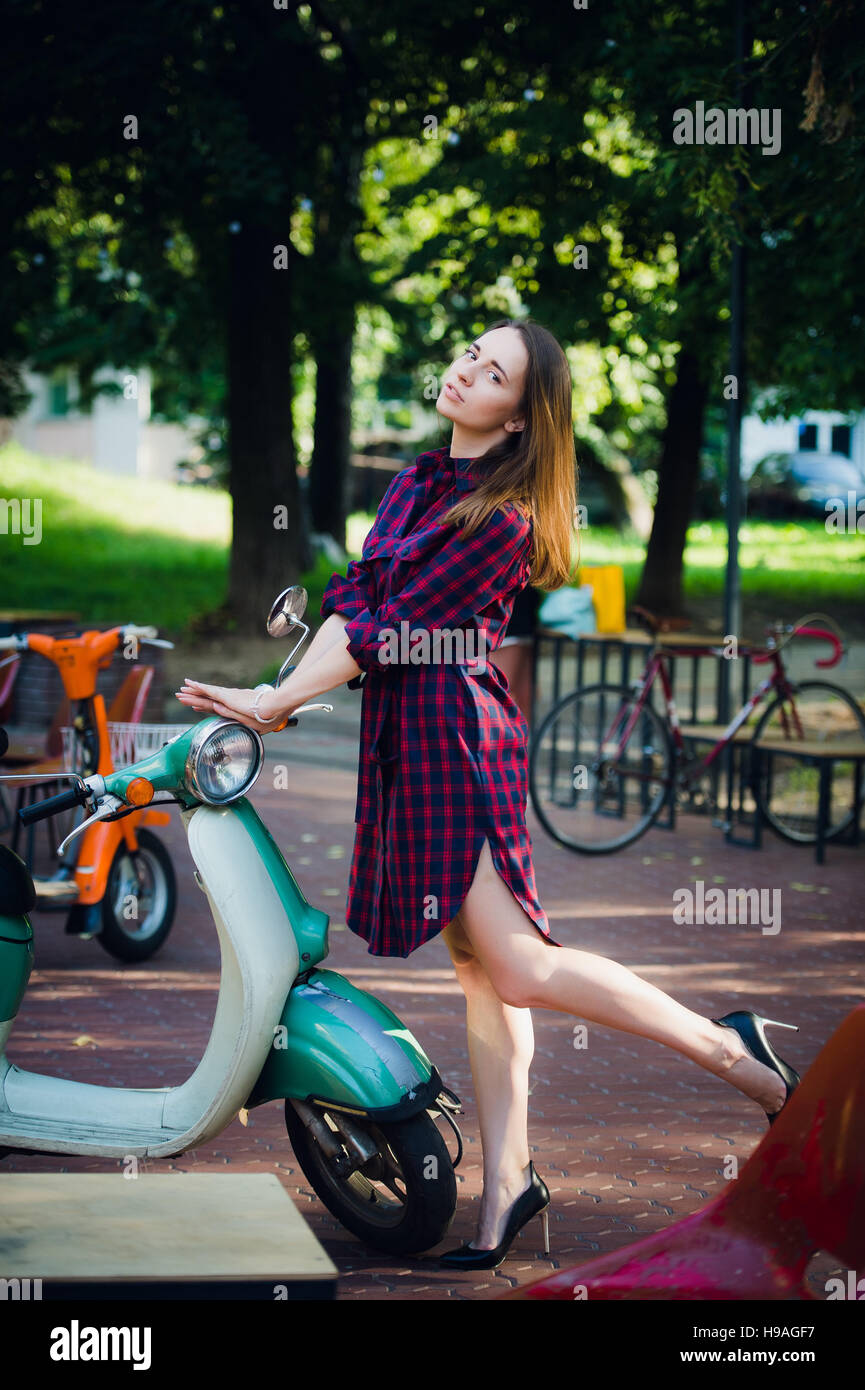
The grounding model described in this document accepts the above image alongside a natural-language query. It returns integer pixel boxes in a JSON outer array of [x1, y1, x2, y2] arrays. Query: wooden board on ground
[[0, 1172, 338, 1300]]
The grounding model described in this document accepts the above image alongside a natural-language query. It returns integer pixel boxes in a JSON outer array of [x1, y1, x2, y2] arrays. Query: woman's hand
[[175, 679, 291, 731]]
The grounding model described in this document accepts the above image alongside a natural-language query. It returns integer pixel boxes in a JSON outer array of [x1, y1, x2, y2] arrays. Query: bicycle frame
[[603, 624, 843, 791], [530, 615, 857, 855]]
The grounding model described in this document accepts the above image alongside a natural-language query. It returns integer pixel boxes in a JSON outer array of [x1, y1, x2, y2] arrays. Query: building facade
[[8, 365, 203, 483]]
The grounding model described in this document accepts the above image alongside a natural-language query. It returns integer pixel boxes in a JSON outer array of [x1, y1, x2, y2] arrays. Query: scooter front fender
[[245, 968, 444, 1122]]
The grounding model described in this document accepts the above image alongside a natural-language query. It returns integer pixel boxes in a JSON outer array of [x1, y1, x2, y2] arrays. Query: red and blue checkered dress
[[320, 444, 561, 958]]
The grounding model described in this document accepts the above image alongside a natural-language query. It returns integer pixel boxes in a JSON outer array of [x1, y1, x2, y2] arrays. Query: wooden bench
[[679, 722, 756, 745], [679, 723, 865, 863]]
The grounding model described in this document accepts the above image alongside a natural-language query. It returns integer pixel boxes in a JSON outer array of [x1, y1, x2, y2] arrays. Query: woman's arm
[[271, 619, 362, 713], [289, 611, 356, 677], [288, 505, 532, 698], [176, 470, 415, 727], [337, 504, 532, 674], [175, 613, 363, 725]]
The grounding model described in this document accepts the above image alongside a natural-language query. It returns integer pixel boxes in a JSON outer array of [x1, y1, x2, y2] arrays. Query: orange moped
[[0, 623, 177, 960]]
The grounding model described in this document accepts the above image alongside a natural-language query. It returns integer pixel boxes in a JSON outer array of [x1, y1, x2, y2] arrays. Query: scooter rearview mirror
[[266, 585, 308, 638]]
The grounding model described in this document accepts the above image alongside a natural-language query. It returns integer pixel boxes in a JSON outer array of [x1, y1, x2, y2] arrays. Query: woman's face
[[436, 326, 528, 443]]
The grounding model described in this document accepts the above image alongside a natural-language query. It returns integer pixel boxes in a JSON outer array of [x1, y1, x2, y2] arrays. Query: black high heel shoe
[[711, 1010, 801, 1127], [439, 1161, 550, 1270]]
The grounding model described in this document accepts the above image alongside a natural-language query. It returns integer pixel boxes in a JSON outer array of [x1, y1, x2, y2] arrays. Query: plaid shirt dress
[[320, 444, 562, 958]]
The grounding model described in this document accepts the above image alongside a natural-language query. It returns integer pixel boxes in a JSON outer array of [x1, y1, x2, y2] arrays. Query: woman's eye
[[463, 348, 499, 382]]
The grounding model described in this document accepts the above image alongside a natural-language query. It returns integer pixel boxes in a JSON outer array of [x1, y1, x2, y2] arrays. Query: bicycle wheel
[[751, 680, 865, 844], [529, 682, 673, 853]]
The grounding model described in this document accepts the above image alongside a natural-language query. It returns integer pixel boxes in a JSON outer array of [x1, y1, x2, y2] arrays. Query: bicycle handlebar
[[796, 625, 843, 667], [753, 623, 843, 668], [0, 623, 172, 659]]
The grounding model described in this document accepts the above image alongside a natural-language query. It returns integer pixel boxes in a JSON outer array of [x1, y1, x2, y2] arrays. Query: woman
[[177, 317, 799, 1270]]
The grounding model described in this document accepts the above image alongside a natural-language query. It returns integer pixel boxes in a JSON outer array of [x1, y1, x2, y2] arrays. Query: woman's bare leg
[[442, 910, 537, 1250], [460, 841, 787, 1104], [443, 840, 788, 1249]]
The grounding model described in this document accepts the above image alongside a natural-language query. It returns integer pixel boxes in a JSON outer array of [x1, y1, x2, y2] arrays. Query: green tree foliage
[[1, 0, 862, 626]]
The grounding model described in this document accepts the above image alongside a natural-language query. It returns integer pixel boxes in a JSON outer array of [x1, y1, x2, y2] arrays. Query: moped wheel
[[98, 829, 177, 961], [284, 1101, 456, 1254]]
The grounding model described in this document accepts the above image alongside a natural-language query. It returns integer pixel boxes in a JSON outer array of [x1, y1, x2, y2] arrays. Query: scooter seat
[[0, 844, 37, 916]]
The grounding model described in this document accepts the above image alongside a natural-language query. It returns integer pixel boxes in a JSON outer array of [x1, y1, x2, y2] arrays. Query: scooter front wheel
[[284, 1101, 456, 1255], [98, 829, 177, 962]]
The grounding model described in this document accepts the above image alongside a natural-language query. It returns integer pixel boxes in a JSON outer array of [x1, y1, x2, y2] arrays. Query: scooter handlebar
[[18, 783, 93, 826]]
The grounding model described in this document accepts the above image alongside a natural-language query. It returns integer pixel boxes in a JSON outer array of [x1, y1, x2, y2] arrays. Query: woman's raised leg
[[458, 840, 788, 1117]]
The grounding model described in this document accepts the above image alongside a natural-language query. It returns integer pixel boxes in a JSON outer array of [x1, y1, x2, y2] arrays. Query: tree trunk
[[308, 135, 365, 548], [634, 344, 708, 618], [226, 223, 311, 631], [309, 318, 354, 547]]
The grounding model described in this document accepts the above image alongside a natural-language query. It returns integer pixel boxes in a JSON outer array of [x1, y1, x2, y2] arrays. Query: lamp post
[[720, 0, 749, 725]]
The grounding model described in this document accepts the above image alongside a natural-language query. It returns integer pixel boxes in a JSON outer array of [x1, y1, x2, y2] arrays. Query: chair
[[107, 665, 153, 724], [0, 653, 20, 719], [502, 1004, 865, 1300]]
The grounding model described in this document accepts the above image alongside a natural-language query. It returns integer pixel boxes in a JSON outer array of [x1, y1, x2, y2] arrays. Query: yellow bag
[[578, 565, 626, 633]]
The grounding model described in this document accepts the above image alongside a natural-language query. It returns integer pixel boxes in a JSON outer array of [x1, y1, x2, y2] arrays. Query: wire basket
[[61, 722, 189, 773]]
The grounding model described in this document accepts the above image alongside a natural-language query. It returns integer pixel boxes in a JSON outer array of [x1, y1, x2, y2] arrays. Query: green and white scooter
[[0, 586, 461, 1254]]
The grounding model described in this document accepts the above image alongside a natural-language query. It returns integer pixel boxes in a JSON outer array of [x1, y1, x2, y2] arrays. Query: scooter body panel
[[0, 914, 33, 1023], [0, 719, 450, 1164], [0, 802, 300, 1156], [229, 798, 329, 969], [151, 802, 302, 1145], [246, 967, 438, 1118]]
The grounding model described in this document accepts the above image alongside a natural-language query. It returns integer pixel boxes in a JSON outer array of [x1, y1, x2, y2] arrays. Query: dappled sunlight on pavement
[[3, 745, 861, 1300]]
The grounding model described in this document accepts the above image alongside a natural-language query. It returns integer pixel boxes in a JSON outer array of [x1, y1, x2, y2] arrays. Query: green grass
[[0, 443, 334, 632], [2, 445, 863, 635], [679, 520, 865, 604], [0, 443, 230, 630], [560, 518, 865, 605]]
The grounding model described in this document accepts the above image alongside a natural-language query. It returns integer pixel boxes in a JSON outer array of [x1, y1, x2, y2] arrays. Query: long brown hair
[[438, 317, 579, 590]]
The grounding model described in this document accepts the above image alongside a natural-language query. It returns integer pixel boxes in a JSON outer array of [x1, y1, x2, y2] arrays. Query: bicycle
[[0, 622, 178, 957], [528, 610, 865, 854]]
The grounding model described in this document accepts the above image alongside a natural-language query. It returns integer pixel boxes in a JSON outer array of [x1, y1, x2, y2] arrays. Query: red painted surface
[[503, 1006, 865, 1299]]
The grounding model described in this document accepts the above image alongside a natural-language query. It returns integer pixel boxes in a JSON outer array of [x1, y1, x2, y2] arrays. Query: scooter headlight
[[185, 720, 264, 805]]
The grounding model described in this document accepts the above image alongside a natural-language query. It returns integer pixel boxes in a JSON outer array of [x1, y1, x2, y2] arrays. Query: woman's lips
[[445, 382, 463, 401]]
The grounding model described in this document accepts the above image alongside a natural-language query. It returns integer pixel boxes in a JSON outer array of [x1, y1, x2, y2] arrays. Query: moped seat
[[0, 843, 37, 916]]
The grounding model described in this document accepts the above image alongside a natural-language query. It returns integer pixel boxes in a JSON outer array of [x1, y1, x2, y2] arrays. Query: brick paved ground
[[2, 722, 862, 1301]]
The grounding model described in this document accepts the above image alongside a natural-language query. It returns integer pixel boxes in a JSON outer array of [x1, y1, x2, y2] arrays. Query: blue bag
[[537, 585, 597, 638]]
